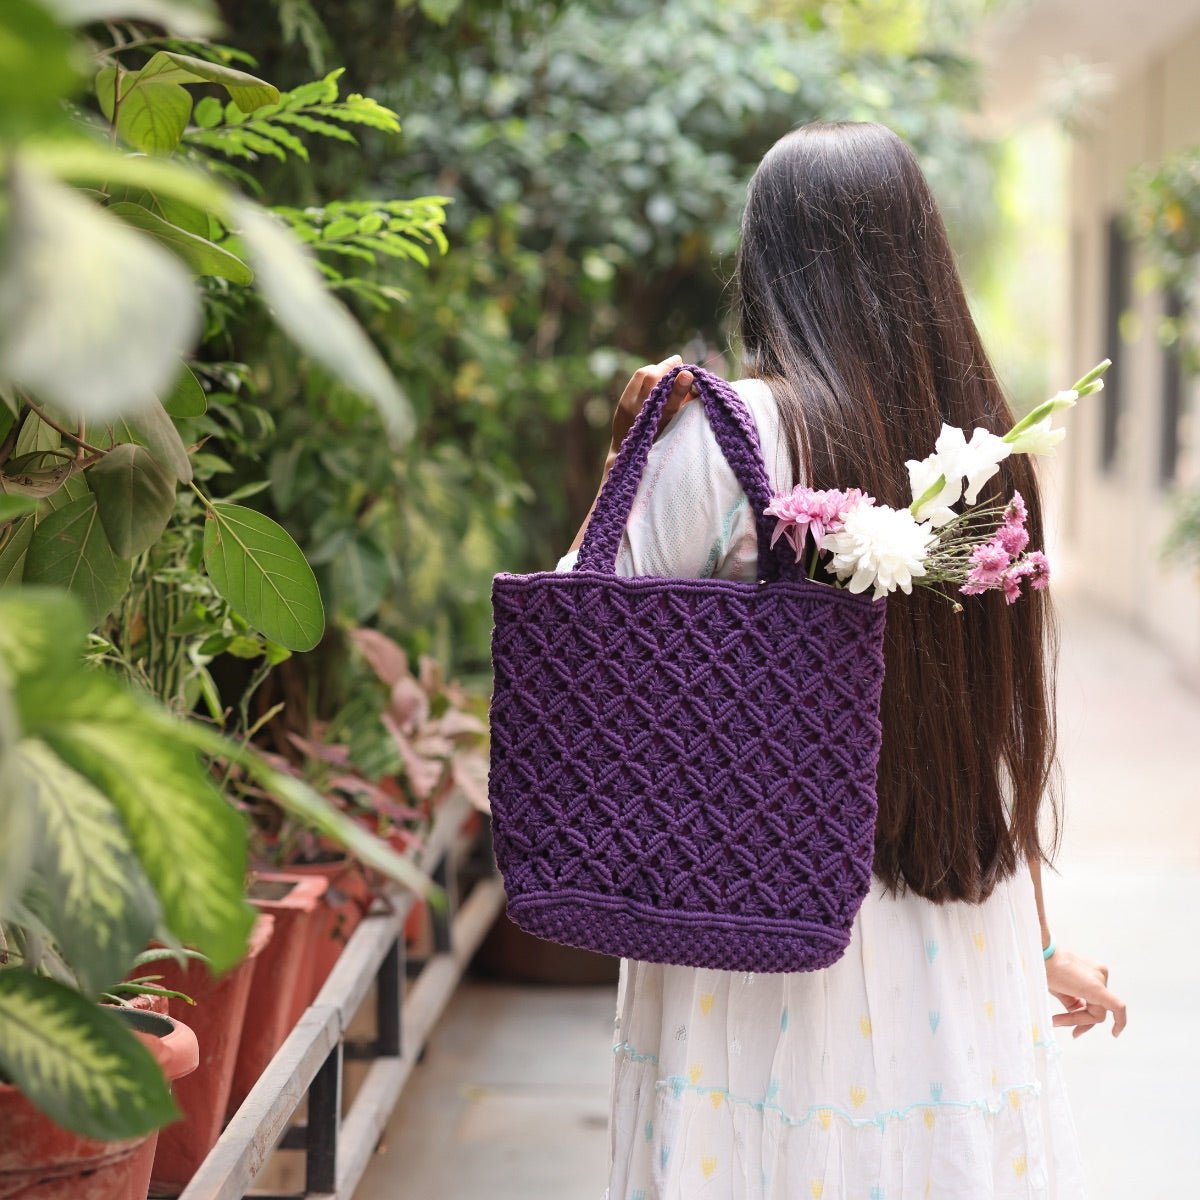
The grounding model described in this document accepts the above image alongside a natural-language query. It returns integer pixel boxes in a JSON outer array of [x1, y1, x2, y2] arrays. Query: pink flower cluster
[[959, 492, 1050, 604], [765, 487, 873, 562]]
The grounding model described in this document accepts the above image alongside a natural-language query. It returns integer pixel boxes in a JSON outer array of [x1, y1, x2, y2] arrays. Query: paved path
[[356, 593, 1200, 1200]]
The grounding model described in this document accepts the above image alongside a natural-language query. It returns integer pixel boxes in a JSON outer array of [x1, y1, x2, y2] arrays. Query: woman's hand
[[609, 354, 696, 461], [1045, 946, 1127, 1039]]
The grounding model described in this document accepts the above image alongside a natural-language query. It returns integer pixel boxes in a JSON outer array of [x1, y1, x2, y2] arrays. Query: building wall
[[1066, 21, 1200, 680]]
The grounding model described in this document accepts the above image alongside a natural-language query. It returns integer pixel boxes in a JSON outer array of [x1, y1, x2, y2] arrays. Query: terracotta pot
[[285, 859, 371, 1001], [225, 874, 328, 1118], [0, 1011, 198, 1200], [148, 915, 275, 1195]]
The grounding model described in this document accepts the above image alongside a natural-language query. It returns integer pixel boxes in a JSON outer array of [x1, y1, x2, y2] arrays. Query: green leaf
[[163, 366, 207, 418], [193, 95, 223, 127], [232, 200, 413, 442], [28, 139, 230, 221], [202, 503, 324, 651], [99, 68, 193, 156], [0, 496, 39, 523], [0, 517, 34, 587], [0, 1, 80, 140], [0, 970, 177, 1140], [0, 164, 200, 424], [17, 673, 254, 973], [132, 51, 279, 114], [42, 0, 219, 37], [23, 494, 132, 626], [86, 444, 177, 559], [18, 739, 159, 995], [0, 588, 87, 681], [110, 399, 192, 484], [107, 202, 252, 283]]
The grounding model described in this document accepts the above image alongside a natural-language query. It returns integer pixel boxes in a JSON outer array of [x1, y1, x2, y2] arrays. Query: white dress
[[556, 378, 1089, 1200]]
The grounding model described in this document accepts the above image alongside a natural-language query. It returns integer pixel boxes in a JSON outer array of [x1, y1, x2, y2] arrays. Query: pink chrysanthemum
[[765, 486, 873, 562], [964, 540, 1010, 589]]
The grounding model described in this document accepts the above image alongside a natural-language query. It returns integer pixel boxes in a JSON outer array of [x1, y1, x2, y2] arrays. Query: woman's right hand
[[1045, 946, 1127, 1038]]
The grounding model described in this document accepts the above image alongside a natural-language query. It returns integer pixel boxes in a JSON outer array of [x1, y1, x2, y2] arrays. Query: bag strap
[[574, 364, 797, 581]]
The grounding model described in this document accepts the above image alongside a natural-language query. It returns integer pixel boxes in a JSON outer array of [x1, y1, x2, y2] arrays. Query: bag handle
[[574, 364, 797, 581]]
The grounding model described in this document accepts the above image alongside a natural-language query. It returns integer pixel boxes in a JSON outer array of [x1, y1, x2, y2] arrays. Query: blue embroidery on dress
[[929, 1082, 943, 1101], [871, 1187, 886, 1200], [661, 1144, 672, 1169], [644, 1120, 653, 1142], [780, 1007, 790, 1033], [632, 1191, 646, 1200], [651, 1076, 1043, 1132], [613, 1041, 659, 1065], [928, 1010, 940, 1033], [925, 939, 938, 963]]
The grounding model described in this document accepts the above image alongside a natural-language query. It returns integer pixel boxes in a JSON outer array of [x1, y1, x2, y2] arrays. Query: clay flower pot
[[0, 1010, 198, 1200], [285, 858, 371, 1001], [225, 874, 328, 1118], [148, 914, 275, 1195]]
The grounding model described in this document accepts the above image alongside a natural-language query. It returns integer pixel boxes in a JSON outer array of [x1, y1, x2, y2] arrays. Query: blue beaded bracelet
[[1042, 932, 1057, 960]]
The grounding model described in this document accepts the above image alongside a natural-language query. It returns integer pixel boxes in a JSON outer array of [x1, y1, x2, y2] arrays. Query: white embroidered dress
[[555, 378, 1088, 1200]]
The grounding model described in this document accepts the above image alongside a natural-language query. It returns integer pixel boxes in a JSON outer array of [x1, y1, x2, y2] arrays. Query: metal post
[[376, 936, 403, 1058], [306, 1042, 342, 1194]]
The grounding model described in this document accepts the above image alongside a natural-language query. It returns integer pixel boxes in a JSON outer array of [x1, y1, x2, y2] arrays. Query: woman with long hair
[[557, 122, 1126, 1198]]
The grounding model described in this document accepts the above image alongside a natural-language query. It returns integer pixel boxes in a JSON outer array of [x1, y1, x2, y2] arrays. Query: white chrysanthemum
[[823, 504, 938, 600]]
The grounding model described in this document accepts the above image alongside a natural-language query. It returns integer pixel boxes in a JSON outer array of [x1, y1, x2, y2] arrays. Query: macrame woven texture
[[488, 366, 888, 973]]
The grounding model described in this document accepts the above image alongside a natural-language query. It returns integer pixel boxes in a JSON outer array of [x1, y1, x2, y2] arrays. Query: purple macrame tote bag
[[487, 365, 888, 973]]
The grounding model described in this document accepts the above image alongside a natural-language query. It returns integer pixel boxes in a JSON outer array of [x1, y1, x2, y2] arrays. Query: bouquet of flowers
[[764, 361, 1110, 608]]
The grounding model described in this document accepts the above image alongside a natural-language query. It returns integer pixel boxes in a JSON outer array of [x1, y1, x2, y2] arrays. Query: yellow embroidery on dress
[[709, 1090, 723, 1110], [858, 1015, 872, 1038], [810, 1180, 824, 1199], [701, 1156, 717, 1180], [1009, 1090, 1021, 1110], [991, 1066, 999, 1088], [923, 1108, 936, 1130], [817, 1109, 832, 1130], [984, 999, 995, 1019], [1031, 1023, 1040, 1043], [699, 992, 715, 1016], [973, 931, 986, 952], [689, 1063, 702, 1085], [1013, 1157, 1027, 1178], [849, 1085, 867, 1108]]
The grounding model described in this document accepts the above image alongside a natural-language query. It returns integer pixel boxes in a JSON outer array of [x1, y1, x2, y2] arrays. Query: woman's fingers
[[611, 355, 688, 452]]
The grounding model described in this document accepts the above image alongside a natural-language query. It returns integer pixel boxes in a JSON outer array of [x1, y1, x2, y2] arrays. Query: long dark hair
[[735, 120, 1060, 904]]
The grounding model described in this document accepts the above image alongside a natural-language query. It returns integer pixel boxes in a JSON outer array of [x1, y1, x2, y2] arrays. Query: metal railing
[[179, 795, 504, 1200]]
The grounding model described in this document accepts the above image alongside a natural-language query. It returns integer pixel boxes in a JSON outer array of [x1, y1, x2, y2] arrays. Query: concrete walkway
[[356, 593, 1200, 1200]]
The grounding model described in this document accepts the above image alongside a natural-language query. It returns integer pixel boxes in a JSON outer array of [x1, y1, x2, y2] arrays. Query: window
[[1101, 215, 1131, 472]]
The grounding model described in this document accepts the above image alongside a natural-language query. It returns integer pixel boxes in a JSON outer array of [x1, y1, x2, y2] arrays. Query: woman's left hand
[[608, 355, 696, 459]]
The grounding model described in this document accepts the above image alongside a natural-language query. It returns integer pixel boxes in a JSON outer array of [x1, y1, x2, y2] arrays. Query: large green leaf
[[28, 139, 229, 219], [0, 970, 177, 1141], [23, 494, 131, 626], [0, 1, 80, 141], [0, 690, 35, 917], [202, 503, 324, 651], [109, 399, 192, 483], [133, 52, 279, 115], [43, 0, 218, 37], [107, 202, 252, 284], [163, 366, 206, 418], [0, 495, 39, 523], [0, 517, 33, 587], [86, 444, 177, 559], [233, 201, 413, 442], [0, 164, 201, 423], [0, 588, 87, 682], [18, 672, 254, 973], [18, 740, 159, 995], [95, 66, 192, 155]]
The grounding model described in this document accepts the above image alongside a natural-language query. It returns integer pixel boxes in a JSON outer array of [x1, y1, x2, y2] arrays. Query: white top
[[555, 379, 1089, 1199]]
